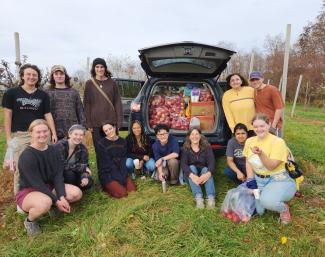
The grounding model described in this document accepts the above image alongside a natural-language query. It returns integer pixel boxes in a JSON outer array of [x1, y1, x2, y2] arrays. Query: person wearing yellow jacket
[[222, 73, 256, 137]]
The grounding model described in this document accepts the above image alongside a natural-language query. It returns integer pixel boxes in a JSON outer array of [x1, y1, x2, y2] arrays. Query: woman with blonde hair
[[16, 119, 82, 236], [243, 113, 296, 224]]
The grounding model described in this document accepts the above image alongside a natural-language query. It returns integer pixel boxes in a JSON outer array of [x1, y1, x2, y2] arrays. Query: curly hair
[[19, 64, 42, 88], [182, 128, 210, 151]]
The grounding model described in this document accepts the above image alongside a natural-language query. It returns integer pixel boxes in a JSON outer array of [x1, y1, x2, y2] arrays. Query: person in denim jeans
[[126, 120, 155, 178], [243, 113, 296, 224], [181, 128, 216, 209], [224, 123, 248, 184]]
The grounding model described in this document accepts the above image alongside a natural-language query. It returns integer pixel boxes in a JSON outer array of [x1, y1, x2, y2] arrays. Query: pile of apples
[[149, 95, 189, 130], [221, 209, 250, 224], [199, 89, 214, 102]]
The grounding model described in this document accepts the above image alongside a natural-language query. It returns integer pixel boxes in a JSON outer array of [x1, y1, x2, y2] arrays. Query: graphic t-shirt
[[2, 87, 50, 132], [225, 137, 246, 173]]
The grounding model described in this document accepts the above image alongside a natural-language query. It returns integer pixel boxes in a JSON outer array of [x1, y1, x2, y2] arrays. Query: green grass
[[0, 105, 324, 257]]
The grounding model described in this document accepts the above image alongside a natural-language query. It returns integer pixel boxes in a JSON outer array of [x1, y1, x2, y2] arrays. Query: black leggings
[[64, 170, 93, 190]]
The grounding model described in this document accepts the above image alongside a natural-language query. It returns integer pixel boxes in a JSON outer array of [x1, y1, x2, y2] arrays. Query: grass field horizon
[[0, 103, 324, 257]]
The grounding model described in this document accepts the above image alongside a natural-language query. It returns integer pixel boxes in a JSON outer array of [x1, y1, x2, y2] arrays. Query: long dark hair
[[225, 73, 248, 90], [49, 72, 71, 89], [129, 120, 148, 148], [182, 128, 210, 151], [19, 64, 42, 88], [90, 67, 112, 78]]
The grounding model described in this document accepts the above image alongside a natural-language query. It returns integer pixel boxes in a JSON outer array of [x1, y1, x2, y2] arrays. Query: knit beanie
[[92, 58, 107, 69]]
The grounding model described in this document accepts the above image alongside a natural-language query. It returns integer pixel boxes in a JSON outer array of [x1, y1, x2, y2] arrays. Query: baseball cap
[[50, 65, 67, 75], [249, 71, 263, 80]]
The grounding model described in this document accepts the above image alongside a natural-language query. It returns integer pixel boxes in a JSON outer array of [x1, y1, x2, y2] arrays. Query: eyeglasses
[[157, 132, 168, 137], [250, 78, 260, 82]]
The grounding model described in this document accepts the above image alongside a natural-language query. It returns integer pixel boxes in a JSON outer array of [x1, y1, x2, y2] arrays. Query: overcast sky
[[0, 0, 322, 74]]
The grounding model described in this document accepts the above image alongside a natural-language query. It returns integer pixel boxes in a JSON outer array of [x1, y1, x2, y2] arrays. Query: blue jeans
[[224, 166, 241, 184], [188, 165, 215, 199], [126, 158, 155, 174], [255, 172, 296, 215]]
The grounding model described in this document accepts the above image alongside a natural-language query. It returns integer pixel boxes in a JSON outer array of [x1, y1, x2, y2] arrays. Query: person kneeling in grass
[[97, 121, 136, 198], [181, 128, 216, 208], [243, 113, 296, 224], [55, 124, 93, 190], [16, 119, 82, 236], [152, 124, 180, 185]]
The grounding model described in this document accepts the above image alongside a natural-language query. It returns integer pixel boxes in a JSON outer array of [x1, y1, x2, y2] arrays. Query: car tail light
[[210, 144, 222, 149], [131, 101, 141, 112]]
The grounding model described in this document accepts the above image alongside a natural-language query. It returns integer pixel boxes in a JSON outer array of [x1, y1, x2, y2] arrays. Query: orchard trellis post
[[14, 32, 21, 78], [281, 24, 291, 137], [291, 74, 303, 118]]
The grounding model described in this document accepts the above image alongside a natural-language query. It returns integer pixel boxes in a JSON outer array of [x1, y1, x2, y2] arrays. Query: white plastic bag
[[221, 184, 255, 223], [3, 138, 18, 173]]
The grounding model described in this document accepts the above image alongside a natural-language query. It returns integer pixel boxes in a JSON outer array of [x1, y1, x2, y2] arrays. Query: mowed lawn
[[0, 104, 324, 257]]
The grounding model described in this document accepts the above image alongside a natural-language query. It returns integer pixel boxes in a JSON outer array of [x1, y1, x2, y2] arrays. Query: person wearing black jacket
[[55, 124, 93, 190], [16, 119, 82, 236], [97, 121, 136, 198], [125, 120, 155, 177], [181, 128, 216, 209]]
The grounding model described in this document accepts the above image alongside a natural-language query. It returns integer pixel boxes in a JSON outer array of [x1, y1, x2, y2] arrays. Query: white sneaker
[[206, 197, 215, 209], [195, 196, 205, 209]]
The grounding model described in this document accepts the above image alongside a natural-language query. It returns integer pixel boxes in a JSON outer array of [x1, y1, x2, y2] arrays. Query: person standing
[[46, 65, 86, 140], [2, 64, 57, 195], [222, 73, 256, 136], [83, 58, 123, 158], [249, 71, 284, 137]]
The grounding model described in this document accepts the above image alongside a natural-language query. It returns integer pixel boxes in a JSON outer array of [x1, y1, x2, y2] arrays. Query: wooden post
[[281, 24, 291, 137], [14, 32, 21, 78], [249, 52, 254, 76], [304, 82, 309, 111], [291, 74, 303, 118], [278, 75, 283, 91]]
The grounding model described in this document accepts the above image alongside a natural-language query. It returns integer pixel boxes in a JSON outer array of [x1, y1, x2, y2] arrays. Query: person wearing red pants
[[97, 121, 136, 198]]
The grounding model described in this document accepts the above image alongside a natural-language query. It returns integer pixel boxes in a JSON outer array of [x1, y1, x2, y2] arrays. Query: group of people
[[1, 59, 296, 236], [222, 72, 296, 225]]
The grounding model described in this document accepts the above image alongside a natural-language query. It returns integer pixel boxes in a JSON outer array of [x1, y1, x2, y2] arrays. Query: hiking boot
[[195, 196, 204, 209], [280, 204, 291, 225], [24, 218, 41, 236], [206, 197, 215, 209]]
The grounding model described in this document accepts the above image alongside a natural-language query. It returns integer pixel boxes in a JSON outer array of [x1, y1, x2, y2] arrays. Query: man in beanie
[[83, 58, 123, 163], [249, 71, 284, 137], [46, 65, 86, 139]]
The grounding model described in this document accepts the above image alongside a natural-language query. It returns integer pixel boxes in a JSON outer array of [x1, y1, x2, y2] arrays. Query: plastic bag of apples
[[220, 184, 256, 224]]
